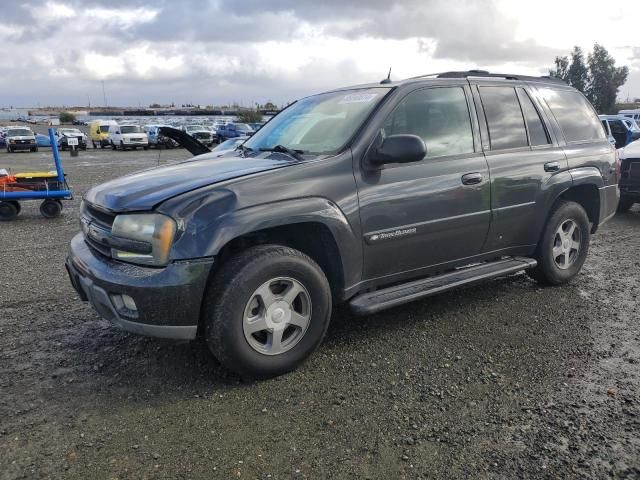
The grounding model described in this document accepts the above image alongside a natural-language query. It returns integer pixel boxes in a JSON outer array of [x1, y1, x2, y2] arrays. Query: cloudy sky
[[2, 0, 639, 108]]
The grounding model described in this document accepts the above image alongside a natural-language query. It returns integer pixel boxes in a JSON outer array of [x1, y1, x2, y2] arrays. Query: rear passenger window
[[479, 87, 528, 150], [516, 88, 550, 146], [383, 87, 474, 158], [540, 88, 605, 143]]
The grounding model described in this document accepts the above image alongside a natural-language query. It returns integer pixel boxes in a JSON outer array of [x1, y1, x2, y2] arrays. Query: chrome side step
[[349, 257, 537, 315]]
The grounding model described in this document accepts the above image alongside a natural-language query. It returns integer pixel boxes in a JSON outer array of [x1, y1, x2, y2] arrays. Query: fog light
[[111, 293, 139, 319]]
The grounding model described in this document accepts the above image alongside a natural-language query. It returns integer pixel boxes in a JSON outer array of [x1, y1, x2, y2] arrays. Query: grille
[[81, 202, 116, 258]]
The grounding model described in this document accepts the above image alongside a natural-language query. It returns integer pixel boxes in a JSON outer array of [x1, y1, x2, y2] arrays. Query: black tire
[[92, 141, 97, 149], [528, 201, 590, 286], [203, 245, 332, 379], [143, 145, 149, 151], [0, 201, 18, 221], [40, 199, 62, 218], [120, 141, 125, 151], [9, 201, 21, 215], [100, 143, 105, 149], [617, 197, 634, 213]]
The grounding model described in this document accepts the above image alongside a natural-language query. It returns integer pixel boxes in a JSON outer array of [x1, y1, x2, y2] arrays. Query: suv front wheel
[[528, 200, 590, 286], [203, 245, 332, 379]]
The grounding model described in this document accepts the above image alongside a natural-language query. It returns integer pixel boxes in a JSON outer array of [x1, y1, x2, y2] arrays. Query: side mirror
[[370, 134, 426, 166], [116, 131, 121, 135]]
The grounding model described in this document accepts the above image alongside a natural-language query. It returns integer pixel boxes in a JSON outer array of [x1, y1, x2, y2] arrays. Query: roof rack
[[408, 70, 565, 84]]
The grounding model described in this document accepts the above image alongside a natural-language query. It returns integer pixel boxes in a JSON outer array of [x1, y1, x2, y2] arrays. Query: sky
[[1, 0, 639, 108]]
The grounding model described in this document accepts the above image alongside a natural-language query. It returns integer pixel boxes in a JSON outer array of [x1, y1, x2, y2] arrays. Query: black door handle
[[461, 172, 483, 185], [544, 161, 560, 172]]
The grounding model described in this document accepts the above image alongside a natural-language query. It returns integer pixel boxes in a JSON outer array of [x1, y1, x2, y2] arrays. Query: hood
[[621, 139, 640, 159], [84, 152, 290, 212], [62, 132, 84, 138]]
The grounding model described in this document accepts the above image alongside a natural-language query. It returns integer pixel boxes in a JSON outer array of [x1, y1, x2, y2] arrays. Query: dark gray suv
[[66, 70, 619, 378]]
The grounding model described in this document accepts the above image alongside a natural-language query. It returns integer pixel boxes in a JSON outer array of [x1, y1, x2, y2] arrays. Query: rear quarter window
[[540, 88, 605, 143]]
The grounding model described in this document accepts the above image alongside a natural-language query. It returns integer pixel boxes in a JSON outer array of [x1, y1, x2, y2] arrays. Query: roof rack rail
[[407, 70, 565, 84], [434, 70, 565, 83]]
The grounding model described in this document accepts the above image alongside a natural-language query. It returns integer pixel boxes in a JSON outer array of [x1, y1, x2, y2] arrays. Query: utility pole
[[101, 81, 107, 107]]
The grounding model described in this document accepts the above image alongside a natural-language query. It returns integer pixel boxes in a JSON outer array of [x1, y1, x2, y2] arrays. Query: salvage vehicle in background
[[67, 70, 618, 379], [56, 128, 88, 150], [182, 125, 215, 147], [616, 139, 640, 212], [210, 135, 249, 157], [599, 115, 636, 148], [216, 122, 255, 142], [89, 120, 117, 149], [5, 126, 37, 153], [144, 125, 178, 149], [108, 124, 149, 151]]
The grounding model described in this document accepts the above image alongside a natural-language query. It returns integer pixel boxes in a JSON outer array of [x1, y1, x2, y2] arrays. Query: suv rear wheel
[[203, 245, 332, 379], [528, 200, 590, 286]]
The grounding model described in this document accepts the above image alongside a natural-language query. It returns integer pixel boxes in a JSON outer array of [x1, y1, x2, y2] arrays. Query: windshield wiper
[[259, 144, 305, 161]]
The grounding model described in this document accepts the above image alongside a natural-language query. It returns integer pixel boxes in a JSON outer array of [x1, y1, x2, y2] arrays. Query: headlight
[[111, 213, 176, 266]]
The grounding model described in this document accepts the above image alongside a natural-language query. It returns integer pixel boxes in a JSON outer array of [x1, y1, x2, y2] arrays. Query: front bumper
[[66, 233, 214, 340], [9, 142, 35, 150]]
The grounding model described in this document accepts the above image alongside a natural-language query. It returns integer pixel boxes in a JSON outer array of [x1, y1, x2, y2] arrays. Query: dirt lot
[[1, 145, 639, 479]]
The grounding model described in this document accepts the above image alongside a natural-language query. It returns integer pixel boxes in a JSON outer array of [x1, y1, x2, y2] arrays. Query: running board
[[349, 257, 537, 315]]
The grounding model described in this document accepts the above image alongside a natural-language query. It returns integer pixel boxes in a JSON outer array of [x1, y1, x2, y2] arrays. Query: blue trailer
[[0, 128, 72, 221]]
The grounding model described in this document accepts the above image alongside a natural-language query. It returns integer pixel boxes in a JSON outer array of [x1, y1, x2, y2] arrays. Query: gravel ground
[[0, 145, 639, 479]]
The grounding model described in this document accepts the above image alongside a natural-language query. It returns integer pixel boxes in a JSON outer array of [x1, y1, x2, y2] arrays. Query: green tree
[[59, 111, 76, 123], [549, 55, 569, 81], [237, 109, 263, 123], [566, 46, 588, 93], [586, 44, 629, 113]]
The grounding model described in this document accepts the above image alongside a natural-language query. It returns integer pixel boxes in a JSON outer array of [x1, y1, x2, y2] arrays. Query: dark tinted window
[[601, 120, 610, 135], [383, 87, 474, 158], [609, 120, 627, 135], [540, 88, 605, 143], [516, 88, 550, 146], [479, 87, 528, 150]]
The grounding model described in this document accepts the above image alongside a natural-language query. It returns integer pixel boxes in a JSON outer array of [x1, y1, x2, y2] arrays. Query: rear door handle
[[461, 172, 483, 185], [544, 161, 560, 172]]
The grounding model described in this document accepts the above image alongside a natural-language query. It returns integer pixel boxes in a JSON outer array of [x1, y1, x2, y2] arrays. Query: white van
[[108, 124, 149, 151], [618, 109, 640, 127]]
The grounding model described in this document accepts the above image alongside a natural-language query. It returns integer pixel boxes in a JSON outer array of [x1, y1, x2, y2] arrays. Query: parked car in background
[[144, 125, 178, 149], [620, 118, 640, 141], [35, 133, 52, 147], [618, 109, 640, 127], [109, 124, 149, 150], [89, 120, 117, 149], [210, 136, 249, 157], [600, 115, 635, 148], [617, 139, 640, 212], [5, 126, 37, 152], [248, 122, 265, 132], [56, 128, 88, 150], [182, 125, 215, 147], [67, 70, 618, 378], [216, 122, 255, 142]]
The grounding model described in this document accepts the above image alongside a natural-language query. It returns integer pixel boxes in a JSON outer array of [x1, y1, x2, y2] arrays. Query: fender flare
[[166, 195, 363, 293]]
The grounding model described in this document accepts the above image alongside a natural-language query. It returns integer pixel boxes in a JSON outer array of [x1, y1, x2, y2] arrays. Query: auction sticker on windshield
[[338, 93, 378, 104]]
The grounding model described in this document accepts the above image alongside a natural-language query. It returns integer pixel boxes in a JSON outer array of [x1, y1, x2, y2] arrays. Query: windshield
[[121, 126, 142, 134], [186, 125, 202, 131], [244, 88, 390, 155], [213, 138, 244, 151], [60, 129, 81, 135], [100, 125, 110, 133], [7, 128, 32, 136], [234, 123, 252, 131]]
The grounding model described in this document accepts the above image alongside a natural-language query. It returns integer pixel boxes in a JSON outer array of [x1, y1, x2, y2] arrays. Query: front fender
[[162, 194, 362, 292]]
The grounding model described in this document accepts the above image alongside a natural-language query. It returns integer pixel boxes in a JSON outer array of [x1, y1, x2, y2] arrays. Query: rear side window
[[516, 88, 550, 146], [540, 88, 605, 143], [609, 120, 627, 135], [479, 87, 528, 150], [383, 87, 474, 158]]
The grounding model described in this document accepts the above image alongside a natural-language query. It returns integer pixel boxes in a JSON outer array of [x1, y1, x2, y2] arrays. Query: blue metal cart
[[0, 128, 73, 221]]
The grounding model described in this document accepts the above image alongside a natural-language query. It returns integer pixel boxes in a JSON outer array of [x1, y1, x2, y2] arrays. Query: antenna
[[380, 67, 392, 84]]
